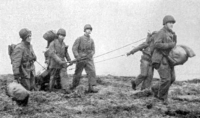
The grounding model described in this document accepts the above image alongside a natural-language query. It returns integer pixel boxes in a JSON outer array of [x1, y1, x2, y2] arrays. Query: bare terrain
[[0, 74, 200, 118]]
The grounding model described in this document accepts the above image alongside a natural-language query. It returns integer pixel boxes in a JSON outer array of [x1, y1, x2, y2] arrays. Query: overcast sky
[[0, 0, 200, 80]]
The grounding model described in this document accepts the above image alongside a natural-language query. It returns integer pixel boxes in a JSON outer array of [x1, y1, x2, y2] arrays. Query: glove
[[153, 63, 160, 70], [29, 56, 36, 62], [75, 56, 84, 62], [86, 53, 94, 59], [14, 74, 21, 82], [127, 52, 132, 56], [63, 63, 68, 68], [45, 60, 49, 65], [60, 61, 68, 68], [68, 62, 73, 66], [76, 56, 81, 60], [33, 57, 37, 61]]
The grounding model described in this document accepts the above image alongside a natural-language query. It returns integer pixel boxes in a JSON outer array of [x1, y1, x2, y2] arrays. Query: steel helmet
[[19, 28, 31, 40], [163, 15, 176, 25], [84, 24, 92, 32], [57, 28, 66, 36]]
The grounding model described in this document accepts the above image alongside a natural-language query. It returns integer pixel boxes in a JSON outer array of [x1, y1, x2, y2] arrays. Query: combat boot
[[131, 80, 136, 90], [151, 87, 158, 98], [86, 85, 98, 93], [69, 84, 77, 90], [58, 89, 71, 94], [162, 98, 169, 105]]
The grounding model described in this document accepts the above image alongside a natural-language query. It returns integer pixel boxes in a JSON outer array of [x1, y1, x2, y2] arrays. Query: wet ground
[[0, 74, 200, 118]]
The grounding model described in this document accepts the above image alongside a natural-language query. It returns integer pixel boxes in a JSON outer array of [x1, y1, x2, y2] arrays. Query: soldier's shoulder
[[155, 29, 166, 37], [15, 42, 23, 47], [15, 42, 25, 50], [49, 40, 55, 47], [75, 36, 82, 41], [158, 28, 165, 34], [78, 36, 84, 39]]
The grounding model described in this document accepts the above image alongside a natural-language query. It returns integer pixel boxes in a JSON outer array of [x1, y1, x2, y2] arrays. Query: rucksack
[[146, 31, 157, 44], [43, 30, 57, 45], [8, 44, 18, 64], [141, 31, 157, 56]]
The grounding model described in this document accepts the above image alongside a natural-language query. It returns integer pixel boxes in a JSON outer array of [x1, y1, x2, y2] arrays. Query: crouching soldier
[[11, 28, 37, 91], [70, 24, 98, 93], [35, 30, 57, 91], [127, 31, 156, 90], [48, 28, 72, 92]]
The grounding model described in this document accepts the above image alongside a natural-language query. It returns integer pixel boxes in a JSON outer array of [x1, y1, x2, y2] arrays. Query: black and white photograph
[[0, 0, 200, 117]]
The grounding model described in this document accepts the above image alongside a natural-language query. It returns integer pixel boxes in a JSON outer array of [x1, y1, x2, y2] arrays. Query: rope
[[36, 61, 46, 70], [95, 54, 126, 64], [94, 37, 146, 58], [47, 38, 146, 70], [68, 54, 126, 70]]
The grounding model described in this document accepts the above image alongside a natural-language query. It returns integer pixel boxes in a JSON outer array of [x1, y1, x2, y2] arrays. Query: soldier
[[127, 32, 156, 90], [48, 28, 72, 92], [11, 28, 37, 91], [35, 30, 57, 91], [70, 24, 98, 93], [151, 15, 177, 105], [44, 30, 57, 68]]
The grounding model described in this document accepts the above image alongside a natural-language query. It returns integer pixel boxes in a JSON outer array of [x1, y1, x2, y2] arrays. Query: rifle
[[63, 54, 93, 68], [65, 56, 89, 66]]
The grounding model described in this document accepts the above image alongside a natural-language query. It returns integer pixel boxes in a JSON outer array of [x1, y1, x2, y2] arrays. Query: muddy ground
[[0, 74, 200, 118]]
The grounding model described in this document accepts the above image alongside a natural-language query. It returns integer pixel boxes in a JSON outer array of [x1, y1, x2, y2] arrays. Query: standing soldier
[[70, 24, 98, 93], [127, 31, 156, 90], [151, 15, 177, 105], [48, 28, 72, 92], [11, 28, 37, 91]]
